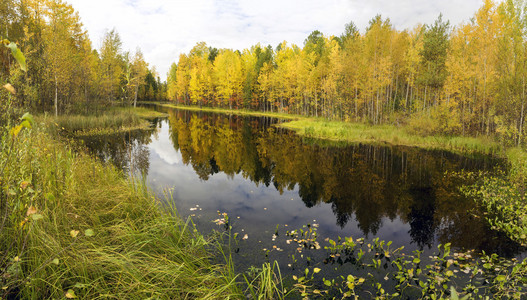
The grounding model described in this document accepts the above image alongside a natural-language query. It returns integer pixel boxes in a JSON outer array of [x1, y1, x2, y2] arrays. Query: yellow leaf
[[20, 181, 30, 190], [3, 83, 16, 95], [313, 267, 321, 273], [70, 230, 79, 238], [26, 205, 37, 216], [358, 278, 365, 284], [9, 125, 23, 137]]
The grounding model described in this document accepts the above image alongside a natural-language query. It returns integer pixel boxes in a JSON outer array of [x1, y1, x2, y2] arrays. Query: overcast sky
[[65, 0, 483, 80]]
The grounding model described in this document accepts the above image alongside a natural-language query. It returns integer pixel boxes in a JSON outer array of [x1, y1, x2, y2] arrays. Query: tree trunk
[[54, 74, 58, 117], [134, 84, 139, 107]]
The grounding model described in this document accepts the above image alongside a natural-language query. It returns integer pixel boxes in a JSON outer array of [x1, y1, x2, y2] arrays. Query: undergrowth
[[0, 117, 239, 299]]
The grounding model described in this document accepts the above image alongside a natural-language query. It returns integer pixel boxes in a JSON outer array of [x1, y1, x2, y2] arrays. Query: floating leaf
[[358, 277, 365, 284], [70, 230, 79, 238], [65, 289, 77, 298], [84, 229, 94, 237], [313, 267, 321, 274]]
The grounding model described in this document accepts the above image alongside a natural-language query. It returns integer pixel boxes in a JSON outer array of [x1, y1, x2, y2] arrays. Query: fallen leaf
[[3, 83, 15, 95], [26, 206, 37, 216], [65, 289, 77, 298]]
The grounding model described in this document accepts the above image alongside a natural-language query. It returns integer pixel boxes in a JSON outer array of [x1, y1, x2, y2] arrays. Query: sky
[[65, 0, 484, 80]]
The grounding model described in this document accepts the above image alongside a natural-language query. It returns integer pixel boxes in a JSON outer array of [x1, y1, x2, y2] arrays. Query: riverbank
[[154, 102, 501, 155], [0, 115, 239, 298]]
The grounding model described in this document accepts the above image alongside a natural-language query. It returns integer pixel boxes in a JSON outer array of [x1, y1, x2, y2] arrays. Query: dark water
[[78, 108, 524, 275]]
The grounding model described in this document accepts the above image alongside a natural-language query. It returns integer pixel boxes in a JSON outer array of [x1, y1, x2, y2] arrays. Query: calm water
[[78, 107, 524, 275]]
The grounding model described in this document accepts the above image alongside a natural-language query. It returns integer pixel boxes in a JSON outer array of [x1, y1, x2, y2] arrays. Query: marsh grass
[[243, 261, 290, 300], [0, 123, 240, 299], [113, 106, 169, 120], [281, 119, 501, 155], [460, 147, 527, 246], [47, 110, 149, 135]]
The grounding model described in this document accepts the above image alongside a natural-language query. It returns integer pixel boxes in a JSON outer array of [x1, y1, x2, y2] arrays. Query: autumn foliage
[[168, 0, 527, 145]]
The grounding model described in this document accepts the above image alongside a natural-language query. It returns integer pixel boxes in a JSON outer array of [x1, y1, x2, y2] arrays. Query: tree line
[[0, 0, 166, 116], [167, 0, 527, 145]]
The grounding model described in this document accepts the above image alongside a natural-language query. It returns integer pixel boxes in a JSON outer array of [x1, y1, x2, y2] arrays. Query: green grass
[[46, 110, 150, 135], [113, 106, 169, 120], [281, 119, 501, 155], [0, 119, 240, 299]]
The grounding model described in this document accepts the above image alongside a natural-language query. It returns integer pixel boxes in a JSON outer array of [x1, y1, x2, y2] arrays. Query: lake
[[78, 107, 524, 278]]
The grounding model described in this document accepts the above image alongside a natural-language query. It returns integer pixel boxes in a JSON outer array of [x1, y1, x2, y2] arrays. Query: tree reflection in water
[[78, 109, 524, 256]]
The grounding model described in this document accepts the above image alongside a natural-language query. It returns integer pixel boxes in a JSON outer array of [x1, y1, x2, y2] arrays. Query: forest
[[0, 0, 166, 118], [167, 0, 527, 146]]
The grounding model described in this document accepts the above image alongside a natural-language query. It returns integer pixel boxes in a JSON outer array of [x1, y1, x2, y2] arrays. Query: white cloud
[[65, 0, 483, 80]]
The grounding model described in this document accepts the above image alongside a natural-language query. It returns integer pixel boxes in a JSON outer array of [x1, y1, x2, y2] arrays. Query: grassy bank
[[113, 106, 169, 120], [48, 110, 149, 135], [42, 106, 168, 137], [155, 103, 501, 155], [0, 118, 239, 298]]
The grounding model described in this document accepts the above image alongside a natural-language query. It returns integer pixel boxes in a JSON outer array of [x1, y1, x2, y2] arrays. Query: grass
[[280, 118, 501, 155], [40, 105, 169, 137], [46, 110, 149, 135], [113, 106, 169, 120], [0, 117, 240, 299]]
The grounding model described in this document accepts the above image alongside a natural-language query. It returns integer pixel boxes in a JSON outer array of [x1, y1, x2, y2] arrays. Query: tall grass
[[48, 110, 148, 134], [243, 261, 290, 299], [0, 122, 240, 298]]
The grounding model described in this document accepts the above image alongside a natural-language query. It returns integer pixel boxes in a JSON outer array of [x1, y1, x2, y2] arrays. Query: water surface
[[78, 108, 524, 273]]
